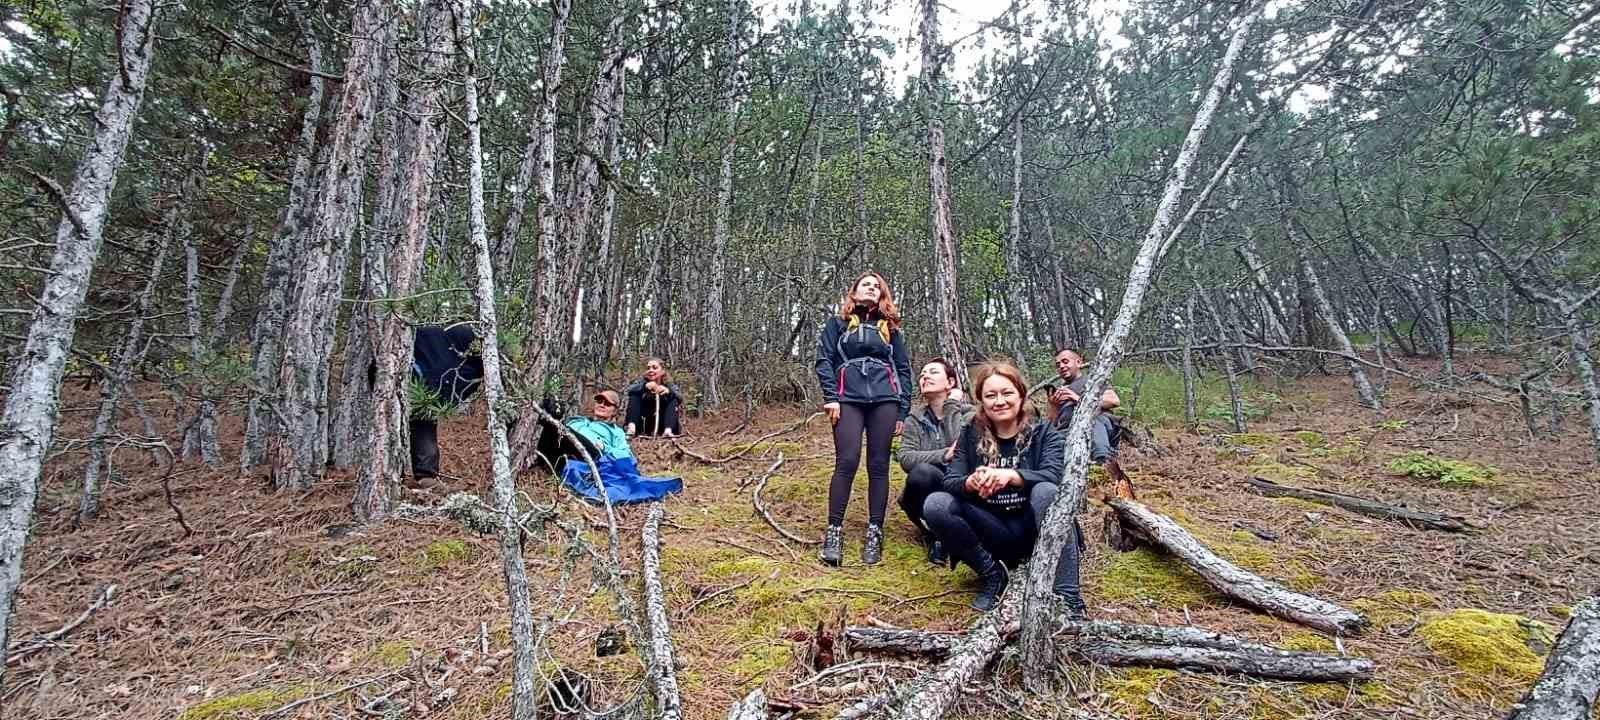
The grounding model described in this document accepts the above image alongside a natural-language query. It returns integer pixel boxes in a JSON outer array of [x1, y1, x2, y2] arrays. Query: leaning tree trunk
[[1020, 8, 1262, 690], [242, 0, 327, 472], [458, 22, 540, 718], [1509, 597, 1600, 720], [507, 0, 574, 478], [1293, 237, 1379, 409], [78, 216, 176, 524], [0, 0, 160, 690], [703, 6, 739, 409], [270, 0, 394, 491], [355, 0, 457, 523], [920, 0, 969, 383]]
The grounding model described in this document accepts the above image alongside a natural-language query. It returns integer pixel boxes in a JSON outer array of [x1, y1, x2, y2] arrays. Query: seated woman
[[895, 357, 974, 565], [625, 357, 682, 436], [560, 390, 682, 504], [923, 361, 1087, 615]]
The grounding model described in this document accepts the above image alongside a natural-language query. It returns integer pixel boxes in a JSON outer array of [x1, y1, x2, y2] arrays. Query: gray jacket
[[897, 397, 976, 472]]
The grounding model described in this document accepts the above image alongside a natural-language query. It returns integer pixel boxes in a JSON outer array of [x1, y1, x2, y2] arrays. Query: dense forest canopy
[[1, 0, 1598, 716]]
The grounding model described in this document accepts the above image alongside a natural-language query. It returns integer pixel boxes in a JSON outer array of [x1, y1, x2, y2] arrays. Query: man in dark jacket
[[895, 358, 973, 563], [409, 324, 483, 481]]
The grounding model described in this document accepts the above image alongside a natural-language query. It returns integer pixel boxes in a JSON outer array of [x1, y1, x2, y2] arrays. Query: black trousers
[[828, 401, 898, 526], [627, 392, 682, 435], [410, 418, 439, 478], [899, 462, 946, 533]]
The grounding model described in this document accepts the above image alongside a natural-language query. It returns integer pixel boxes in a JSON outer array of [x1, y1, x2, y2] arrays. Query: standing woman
[[625, 357, 681, 436], [814, 272, 913, 566]]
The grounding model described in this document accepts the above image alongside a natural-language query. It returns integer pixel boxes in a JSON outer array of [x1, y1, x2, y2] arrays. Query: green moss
[[1100, 548, 1217, 607], [1377, 419, 1409, 431], [1386, 452, 1498, 487], [1353, 589, 1439, 628], [1102, 668, 1178, 714], [177, 686, 309, 720], [731, 643, 793, 681], [707, 555, 780, 580], [372, 640, 413, 667], [1227, 432, 1276, 447], [1281, 632, 1336, 653], [1247, 457, 1315, 481], [1551, 604, 1573, 619], [714, 440, 804, 457], [1418, 609, 1553, 682], [1294, 431, 1326, 448], [421, 539, 476, 569]]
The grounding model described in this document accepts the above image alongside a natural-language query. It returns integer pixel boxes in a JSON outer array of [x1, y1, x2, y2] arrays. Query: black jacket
[[941, 420, 1065, 513], [813, 308, 913, 419], [413, 324, 483, 405]]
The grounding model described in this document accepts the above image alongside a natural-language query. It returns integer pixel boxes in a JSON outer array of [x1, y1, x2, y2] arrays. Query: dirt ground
[[7, 355, 1599, 720]]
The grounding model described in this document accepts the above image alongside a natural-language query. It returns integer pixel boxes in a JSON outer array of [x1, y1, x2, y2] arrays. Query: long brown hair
[[970, 361, 1037, 465], [836, 272, 902, 330], [643, 357, 672, 384]]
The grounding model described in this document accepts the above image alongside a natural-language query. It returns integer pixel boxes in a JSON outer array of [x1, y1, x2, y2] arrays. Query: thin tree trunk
[[1294, 240, 1379, 409], [590, 68, 627, 376], [921, 0, 968, 383], [356, 0, 457, 522], [643, 503, 684, 720], [507, 0, 574, 477], [271, 0, 394, 490], [1020, 8, 1262, 690], [703, 5, 738, 408], [1565, 311, 1600, 463], [179, 152, 221, 465], [1182, 294, 1198, 428], [0, 0, 161, 689], [242, 0, 327, 471], [1004, 110, 1027, 365], [79, 220, 175, 524], [458, 27, 539, 718]]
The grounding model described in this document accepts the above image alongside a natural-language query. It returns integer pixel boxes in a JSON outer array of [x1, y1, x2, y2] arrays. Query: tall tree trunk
[[242, 0, 327, 471], [179, 151, 221, 465], [355, 0, 457, 522], [703, 4, 739, 408], [1020, 8, 1261, 689], [0, 0, 161, 690], [1235, 236, 1292, 346], [590, 67, 627, 376], [1004, 110, 1027, 365], [78, 218, 176, 524], [920, 0, 969, 383], [457, 24, 539, 717], [559, 13, 626, 359], [270, 0, 394, 491], [1565, 310, 1600, 463], [507, 0, 574, 477]]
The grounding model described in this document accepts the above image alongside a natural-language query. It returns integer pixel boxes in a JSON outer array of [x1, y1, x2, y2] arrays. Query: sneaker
[[820, 525, 843, 567], [862, 524, 884, 565]]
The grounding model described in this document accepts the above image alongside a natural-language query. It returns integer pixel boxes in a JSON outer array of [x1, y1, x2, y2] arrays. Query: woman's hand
[[625, 423, 636, 436], [964, 467, 990, 495], [943, 444, 956, 463], [645, 381, 660, 394], [823, 402, 841, 425], [894, 421, 904, 437]]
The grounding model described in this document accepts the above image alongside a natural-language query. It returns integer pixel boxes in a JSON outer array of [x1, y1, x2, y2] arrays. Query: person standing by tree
[[815, 272, 913, 567], [407, 323, 484, 487], [624, 357, 681, 436], [1045, 348, 1121, 464], [924, 361, 1086, 614], [896, 357, 973, 564]]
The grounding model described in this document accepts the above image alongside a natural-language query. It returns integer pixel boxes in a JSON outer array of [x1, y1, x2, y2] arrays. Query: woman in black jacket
[[624, 357, 681, 436], [925, 361, 1087, 614], [814, 272, 913, 567]]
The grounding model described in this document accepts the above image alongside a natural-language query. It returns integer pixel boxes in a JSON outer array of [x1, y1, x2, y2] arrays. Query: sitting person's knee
[[922, 491, 957, 521], [1030, 481, 1059, 506], [907, 462, 943, 488]]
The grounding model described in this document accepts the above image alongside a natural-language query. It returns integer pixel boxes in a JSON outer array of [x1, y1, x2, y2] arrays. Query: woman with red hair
[[813, 272, 914, 566], [924, 361, 1086, 614]]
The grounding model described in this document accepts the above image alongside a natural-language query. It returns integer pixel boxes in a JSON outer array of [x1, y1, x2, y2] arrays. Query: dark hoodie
[[413, 324, 483, 405], [940, 420, 1065, 513], [813, 306, 913, 419]]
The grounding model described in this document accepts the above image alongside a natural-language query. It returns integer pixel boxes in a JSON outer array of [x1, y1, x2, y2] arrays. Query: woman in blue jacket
[[814, 272, 913, 566]]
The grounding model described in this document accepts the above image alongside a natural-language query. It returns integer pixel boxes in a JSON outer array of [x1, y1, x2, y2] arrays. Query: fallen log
[[844, 620, 1374, 681], [5, 583, 118, 665], [1246, 476, 1472, 532], [1109, 498, 1367, 635], [643, 503, 683, 720], [725, 688, 768, 720], [877, 581, 1022, 720], [1509, 598, 1600, 720]]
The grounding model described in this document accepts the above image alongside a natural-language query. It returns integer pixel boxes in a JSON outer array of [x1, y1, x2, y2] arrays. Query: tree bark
[[1293, 236, 1379, 409], [242, 0, 327, 472], [179, 153, 220, 466], [0, 0, 161, 691], [1246, 476, 1471, 532], [507, 0, 574, 477], [1563, 312, 1600, 463], [1021, 8, 1263, 690], [644, 503, 684, 720], [78, 219, 175, 524], [726, 688, 768, 720], [1004, 106, 1027, 365], [703, 4, 739, 408], [457, 23, 540, 718], [1111, 498, 1367, 635], [883, 581, 1021, 720], [1508, 598, 1600, 720], [920, 0, 969, 384], [270, 0, 394, 491], [355, 0, 457, 523]]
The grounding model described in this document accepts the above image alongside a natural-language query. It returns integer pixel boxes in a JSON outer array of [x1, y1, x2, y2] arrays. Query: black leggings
[[626, 392, 681, 435], [410, 418, 439, 478], [900, 462, 945, 532], [828, 401, 898, 526]]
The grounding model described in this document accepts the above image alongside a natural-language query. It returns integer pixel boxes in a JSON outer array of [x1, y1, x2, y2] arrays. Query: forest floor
[[8, 354, 1600, 720]]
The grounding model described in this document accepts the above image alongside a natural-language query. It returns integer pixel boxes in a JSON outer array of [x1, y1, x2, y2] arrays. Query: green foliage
[[421, 539, 476, 569], [1386, 452, 1498, 488], [408, 378, 460, 421]]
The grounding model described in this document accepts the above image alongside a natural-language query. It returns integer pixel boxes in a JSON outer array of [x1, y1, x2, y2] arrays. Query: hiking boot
[[820, 525, 844, 567], [971, 552, 1010, 612], [927, 539, 947, 565], [862, 524, 884, 565], [1056, 589, 1089, 620]]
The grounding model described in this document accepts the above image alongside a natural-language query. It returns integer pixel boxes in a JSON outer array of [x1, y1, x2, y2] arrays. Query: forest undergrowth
[[7, 355, 1598, 720]]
